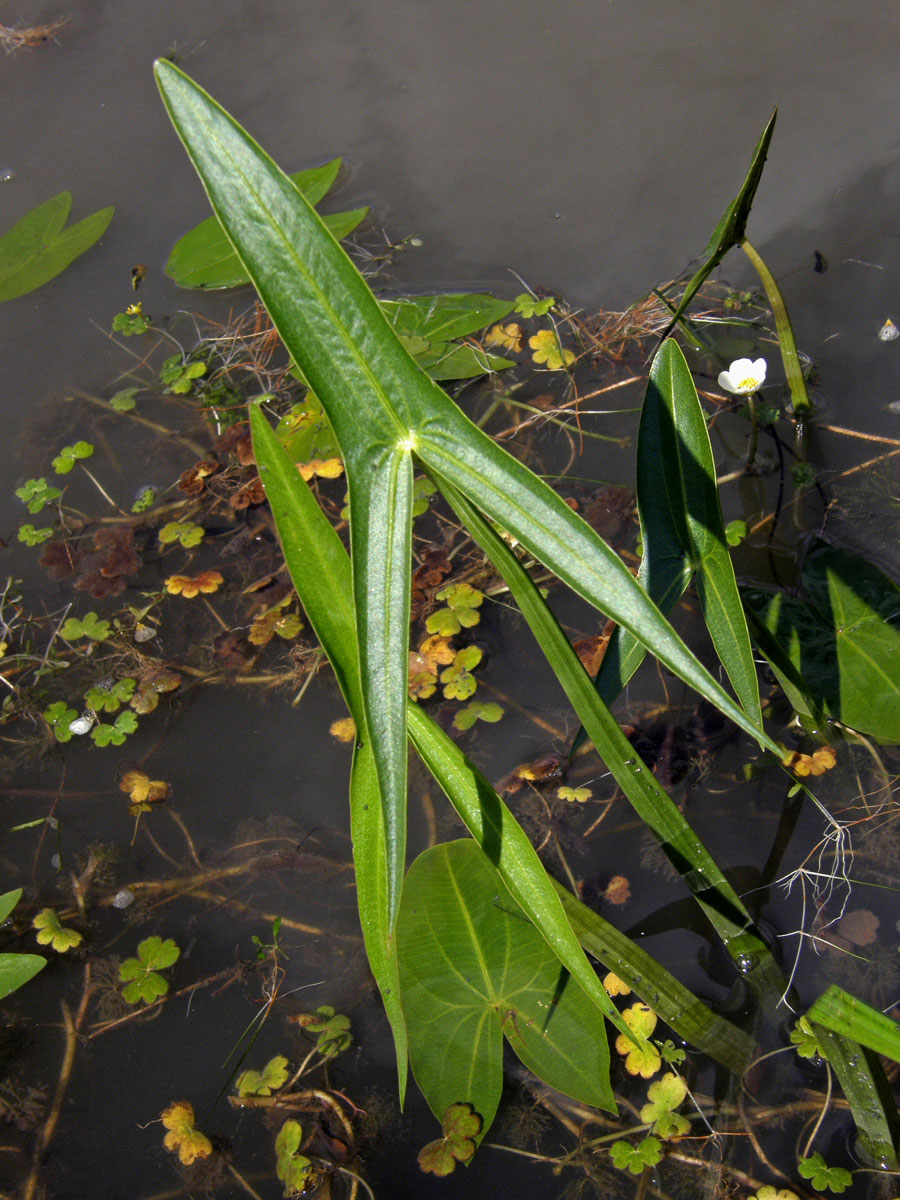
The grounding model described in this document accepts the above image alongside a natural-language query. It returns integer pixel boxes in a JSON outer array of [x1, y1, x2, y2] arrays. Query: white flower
[[718, 357, 767, 395]]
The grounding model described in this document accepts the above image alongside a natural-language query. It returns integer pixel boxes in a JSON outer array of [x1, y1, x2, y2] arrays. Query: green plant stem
[[745, 392, 760, 468], [740, 239, 812, 416]]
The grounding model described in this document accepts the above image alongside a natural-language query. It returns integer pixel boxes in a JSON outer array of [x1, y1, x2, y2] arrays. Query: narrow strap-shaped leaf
[[807, 985, 900, 1066], [658, 109, 777, 341], [249, 405, 407, 1100], [552, 883, 755, 1075], [348, 446, 413, 909], [653, 341, 761, 724], [435, 475, 785, 1004], [741, 238, 812, 415], [812, 1023, 899, 1168]]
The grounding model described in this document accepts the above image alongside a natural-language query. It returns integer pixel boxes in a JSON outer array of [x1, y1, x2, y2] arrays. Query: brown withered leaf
[[213, 630, 254, 668], [230, 476, 266, 510], [502, 755, 566, 795], [214, 422, 252, 459], [834, 909, 879, 948], [39, 540, 80, 580], [573, 629, 612, 675], [93, 526, 141, 578], [413, 548, 452, 590], [585, 486, 634, 542], [178, 458, 220, 496], [603, 875, 631, 906]]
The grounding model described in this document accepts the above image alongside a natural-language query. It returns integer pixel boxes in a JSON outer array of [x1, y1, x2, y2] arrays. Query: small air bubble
[[624, 758, 636, 766], [112, 889, 135, 910], [50, 854, 61, 870], [0, 168, 16, 183], [735, 953, 755, 975], [878, 317, 899, 342]]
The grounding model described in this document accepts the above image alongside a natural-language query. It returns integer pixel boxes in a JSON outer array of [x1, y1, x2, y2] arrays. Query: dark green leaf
[[0, 192, 114, 302], [659, 110, 776, 339], [0, 952, 46, 1000], [397, 840, 615, 1135], [743, 538, 900, 742], [380, 293, 515, 343], [165, 159, 356, 288]]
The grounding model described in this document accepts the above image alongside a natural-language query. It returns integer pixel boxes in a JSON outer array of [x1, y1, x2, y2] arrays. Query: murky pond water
[[3, 4, 900, 1199]]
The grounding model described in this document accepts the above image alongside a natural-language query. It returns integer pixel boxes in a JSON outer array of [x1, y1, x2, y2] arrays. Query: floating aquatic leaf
[[236, 1054, 289, 1097], [484, 322, 523, 352], [417, 1103, 482, 1176], [85, 677, 135, 713], [109, 386, 139, 412], [782, 746, 837, 777], [161, 1100, 213, 1165], [425, 582, 484, 636], [32, 908, 82, 953], [610, 1136, 662, 1175], [797, 1153, 852, 1193], [17, 524, 53, 546], [557, 785, 592, 803], [452, 700, 503, 731], [120, 770, 170, 808], [159, 520, 205, 548], [0, 191, 114, 301], [274, 1119, 314, 1195], [91, 711, 138, 747], [751, 1188, 800, 1200], [602, 972, 632, 998], [119, 935, 180, 1004], [528, 328, 574, 369], [614, 1003, 661, 1077], [640, 1073, 690, 1138], [60, 611, 110, 642], [440, 644, 482, 701], [790, 1016, 826, 1061], [514, 293, 556, 318], [165, 570, 223, 597], [44, 701, 79, 743], [292, 1005, 352, 1058], [51, 441, 94, 475], [112, 303, 150, 336], [15, 478, 61, 515]]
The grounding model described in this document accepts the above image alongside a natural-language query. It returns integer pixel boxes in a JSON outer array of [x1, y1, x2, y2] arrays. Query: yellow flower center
[[738, 376, 758, 391]]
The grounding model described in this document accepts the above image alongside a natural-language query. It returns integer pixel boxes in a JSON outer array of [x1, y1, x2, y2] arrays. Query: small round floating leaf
[[161, 1101, 213, 1165], [32, 908, 82, 952]]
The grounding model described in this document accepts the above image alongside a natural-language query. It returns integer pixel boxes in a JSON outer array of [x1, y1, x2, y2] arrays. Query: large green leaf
[[155, 61, 782, 936], [397, 840, 615, 1135], [743, 538, 900, 742], [808, 985, 900, 1065], [658, 109, 776, 340], [0, 192, 114, 301], [0, 953, 46, 1001], [594, 340, 760, 727], [165, 160, 367, 288]]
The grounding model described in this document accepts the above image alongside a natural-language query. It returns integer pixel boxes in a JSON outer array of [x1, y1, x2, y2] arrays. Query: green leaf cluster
[[17, 524, 53, 546], [417, 1102, 482, 1176], [159, 521, 205, 548], [44, 701, 79, 743], [451, 700, 502, 731], [91, 711, 138, 747], [52, 442, 94, 475], [32, 908, 82, 953], [610, 1136, 662, 1175], [109, 387, 139, 412], [159, 354, 207, 394], [439, 645, 482, 701], [294, 1005, 352, 1058], [425, 582, 484, 636], [85, 677, 135, 713], [274, 1120, 313, 1197], [119, 936, 180, 1005], [112, 308, 150, 336], [797, 1153, 852, 1193], [514, 293, 556, 318], [235, 1055, 289, 1097], [61, 612, 111, 642], [15, 478, 61, 514]]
